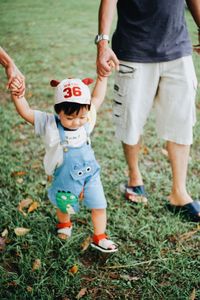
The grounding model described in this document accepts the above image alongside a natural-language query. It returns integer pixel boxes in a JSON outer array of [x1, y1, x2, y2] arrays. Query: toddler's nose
[[74, 118, 81, 126]]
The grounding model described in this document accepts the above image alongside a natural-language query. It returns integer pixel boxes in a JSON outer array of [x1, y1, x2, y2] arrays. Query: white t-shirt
[[34, 104, 96, 175]]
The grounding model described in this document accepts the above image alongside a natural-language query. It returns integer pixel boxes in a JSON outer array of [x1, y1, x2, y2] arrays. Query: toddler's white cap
[[50, 78, 93, 105]]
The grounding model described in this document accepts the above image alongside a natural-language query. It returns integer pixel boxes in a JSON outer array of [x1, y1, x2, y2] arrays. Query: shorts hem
[[158, 133, 193, 145], [115, 131, 141, 146]]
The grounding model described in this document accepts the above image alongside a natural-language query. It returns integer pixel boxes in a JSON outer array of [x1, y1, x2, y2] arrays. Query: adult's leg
[[113, 62, 159, 201], [167, 142, 195, 201], [122, 140, 143, 187], [167, 142, 200, 217], [155, 57, 198, 216]]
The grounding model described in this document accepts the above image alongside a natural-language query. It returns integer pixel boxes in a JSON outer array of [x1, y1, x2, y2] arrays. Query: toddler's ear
[[82, 78, 94, 85], [50, 80, 60, 87]]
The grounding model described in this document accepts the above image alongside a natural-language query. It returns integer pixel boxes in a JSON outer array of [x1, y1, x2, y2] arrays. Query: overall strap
[[54, 115, 66, 144], [84, 122, 91, 143]]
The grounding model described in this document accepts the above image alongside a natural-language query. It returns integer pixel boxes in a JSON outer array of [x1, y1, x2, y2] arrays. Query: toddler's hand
[[98, 60, 115, 81], [108, 60, 115, 70], [9, 76, 25, 97]]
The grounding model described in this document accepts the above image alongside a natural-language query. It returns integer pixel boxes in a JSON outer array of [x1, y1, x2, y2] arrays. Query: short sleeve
[[34, 110, 54, 136]]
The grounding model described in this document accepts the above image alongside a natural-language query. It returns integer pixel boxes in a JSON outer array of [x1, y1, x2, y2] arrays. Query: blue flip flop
[[166, 200, 200, 222], [120, 183, 148, 204]]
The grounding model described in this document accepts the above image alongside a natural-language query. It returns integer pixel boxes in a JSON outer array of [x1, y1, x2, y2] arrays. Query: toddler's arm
[[10, 76, 34, 125], [91, 76, 108, 111]]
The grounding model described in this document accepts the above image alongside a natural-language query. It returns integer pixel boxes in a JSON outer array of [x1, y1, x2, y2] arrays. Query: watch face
[[95, 34, 109, 44], [95, 35, 100, 44]]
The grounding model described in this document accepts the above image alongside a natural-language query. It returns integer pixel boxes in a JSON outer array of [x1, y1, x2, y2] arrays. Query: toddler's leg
[[91, 209, 118, 253], [56, 208, 70, 223], [56, 209, 72, 238], [91, 208, 107, 235]]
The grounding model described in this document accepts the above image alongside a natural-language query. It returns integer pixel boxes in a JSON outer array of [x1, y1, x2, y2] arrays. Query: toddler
[[10, 75, 118, 253]]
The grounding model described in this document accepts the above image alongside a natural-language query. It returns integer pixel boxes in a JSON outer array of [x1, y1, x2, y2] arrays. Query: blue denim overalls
[[48, 119, 107, 213]]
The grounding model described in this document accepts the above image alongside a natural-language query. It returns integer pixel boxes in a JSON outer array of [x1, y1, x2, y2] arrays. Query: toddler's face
[[59, 107, 89, 130]]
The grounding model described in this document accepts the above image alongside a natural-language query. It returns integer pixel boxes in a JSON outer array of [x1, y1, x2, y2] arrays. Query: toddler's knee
[[92, 208, 106, 214]]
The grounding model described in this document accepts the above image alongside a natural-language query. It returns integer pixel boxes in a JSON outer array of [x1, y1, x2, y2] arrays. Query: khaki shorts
[[113, 56, 197, 145]]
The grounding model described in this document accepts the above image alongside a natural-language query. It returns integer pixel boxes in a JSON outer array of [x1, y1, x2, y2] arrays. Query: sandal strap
[[93, 233, 108, 244], [125, 185, 146, 196], [56, 221, 72, 229]]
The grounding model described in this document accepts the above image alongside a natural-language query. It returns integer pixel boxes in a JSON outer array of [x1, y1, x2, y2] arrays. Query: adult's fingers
[[11, 88, 25, 97], [193, 44, 200, 55]]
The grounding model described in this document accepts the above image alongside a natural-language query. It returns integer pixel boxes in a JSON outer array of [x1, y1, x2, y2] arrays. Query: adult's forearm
[[186, 0, 200, 27], [98, 0, 117, 35], [0, 47, 14, 68]]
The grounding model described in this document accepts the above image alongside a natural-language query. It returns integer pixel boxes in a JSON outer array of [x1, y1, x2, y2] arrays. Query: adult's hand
[[97, 41, 119, 77], [6, 63, 25, 97], [193, 30, 200, 55], [0, 47, 25, 96]]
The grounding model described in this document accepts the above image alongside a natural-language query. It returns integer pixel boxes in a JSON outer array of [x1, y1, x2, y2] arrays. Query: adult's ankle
[[169, 190, 193, 206]]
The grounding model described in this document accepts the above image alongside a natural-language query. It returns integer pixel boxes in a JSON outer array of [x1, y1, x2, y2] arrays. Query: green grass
[[0, 1, 200, 299]]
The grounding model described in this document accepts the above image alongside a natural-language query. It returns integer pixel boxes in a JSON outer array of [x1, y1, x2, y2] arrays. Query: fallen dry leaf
[[120, 274, 140, 281], [142, 145, 149, 155], [76, 218, 87, 225], [178, 229, 198, 242], [161, 148, 169, 157], [1, 228, 8, 237], [11, 171, 27, 177], [27, 286, 33, 292], [7, 281, 17, 287], [19, 198, 33, 209], [18, 198, 33, 216], [81, 236, 91, 251], [32, 259, 41, 271], [28, 201, 39, 213], [19, 133, 27, 140], [32, 162, 41, 169], [0, 237, 6, 251], [16, 178, 24, 184], [69, 265, 78, 274], [109, 272, 120, 279], [14, 227, 30, 236], [76, 288, 87, 299]]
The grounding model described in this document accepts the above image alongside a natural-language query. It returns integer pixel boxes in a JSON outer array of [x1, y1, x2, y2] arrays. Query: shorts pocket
[[113, 64, 138, 126]]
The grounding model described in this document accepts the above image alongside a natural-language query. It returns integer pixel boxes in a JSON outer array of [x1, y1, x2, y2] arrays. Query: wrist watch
[[95, 34, 110, 44]]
